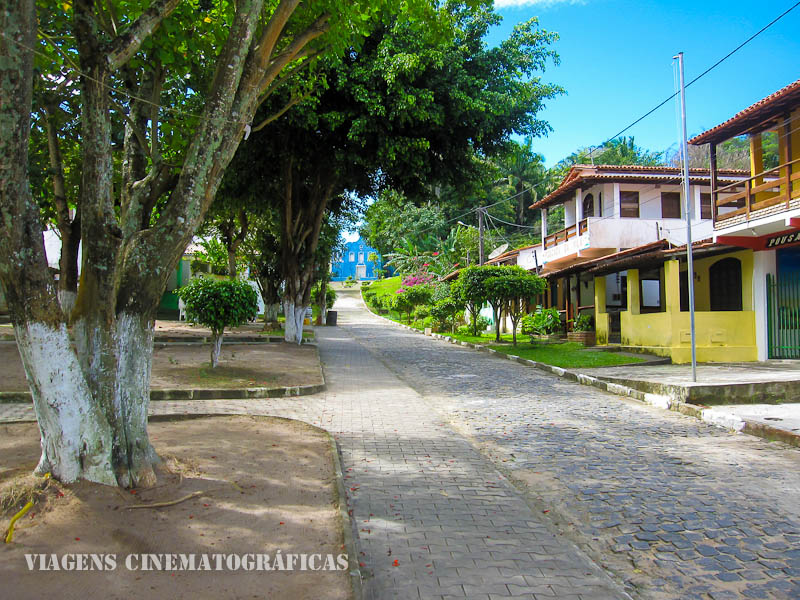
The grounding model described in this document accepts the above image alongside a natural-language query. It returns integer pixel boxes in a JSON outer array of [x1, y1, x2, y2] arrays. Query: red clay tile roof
[[485, 248, 519, 265], [530, 165, 747, 210], [540, 239, 727, 279], [689, 78, 800, 146]]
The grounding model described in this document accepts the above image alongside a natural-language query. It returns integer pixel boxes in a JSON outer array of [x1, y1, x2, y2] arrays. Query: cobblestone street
[[3, 289, 800, 599], [348, 293, 800, 600]]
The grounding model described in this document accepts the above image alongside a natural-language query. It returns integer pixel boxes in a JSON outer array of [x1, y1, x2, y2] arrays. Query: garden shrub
[[574, 313, 594, 332], [520, 313, 536, 335], [390, 291, 414, 322], [414, 305, 431, 320], [431, 281, 452, 303], [311, 285, 337, 309], [475, 315, 491, 331], [526, 306, 561, 336], [430, 297, 461, 333]]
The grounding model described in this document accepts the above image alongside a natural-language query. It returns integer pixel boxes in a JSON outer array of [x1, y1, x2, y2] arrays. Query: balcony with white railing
[[540, 216, 713, 269]]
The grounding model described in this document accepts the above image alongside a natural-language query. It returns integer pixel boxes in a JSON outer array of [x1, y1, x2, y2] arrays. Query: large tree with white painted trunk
[[0, 0, 423, 487]]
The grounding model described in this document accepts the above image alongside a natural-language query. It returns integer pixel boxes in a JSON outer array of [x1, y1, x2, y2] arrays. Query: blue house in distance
[[330, 236, 383, 281]]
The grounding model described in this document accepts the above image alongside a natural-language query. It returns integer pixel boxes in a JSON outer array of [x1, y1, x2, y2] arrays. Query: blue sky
[[488, 0, 800, 166]]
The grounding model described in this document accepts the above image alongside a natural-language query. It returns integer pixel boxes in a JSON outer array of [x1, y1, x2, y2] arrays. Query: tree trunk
[[317, 278, 328, 325], [283, 298, 307, 344], [210, 331, 223, 367], [15, 322, 117, 485], [112, 313, 159, 488], [493, 305, 502, 342], [1, 0, 332, 488], [264, 302, 280, 323], [516, 182, 526, 226], [56, 210, 80, 321]]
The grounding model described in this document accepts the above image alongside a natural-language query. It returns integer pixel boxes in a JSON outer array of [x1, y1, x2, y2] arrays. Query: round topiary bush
[[177, 277, 258, 367]]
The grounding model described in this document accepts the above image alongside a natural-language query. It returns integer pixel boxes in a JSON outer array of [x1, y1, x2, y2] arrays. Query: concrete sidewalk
[[577, 363, 800, 443]]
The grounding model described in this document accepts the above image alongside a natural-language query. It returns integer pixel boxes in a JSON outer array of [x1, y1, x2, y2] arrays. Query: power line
[[587, 1, 800, 160], [484, 212, 540, 230]]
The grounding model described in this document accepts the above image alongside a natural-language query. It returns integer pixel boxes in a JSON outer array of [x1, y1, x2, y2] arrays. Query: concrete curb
[[361, 293, 800, 448], [0, 383, 325, 404], [328, 434, 364, 600]]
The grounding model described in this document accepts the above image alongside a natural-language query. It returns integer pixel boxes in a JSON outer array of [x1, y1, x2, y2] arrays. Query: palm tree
[[498, 138, 551, 226]]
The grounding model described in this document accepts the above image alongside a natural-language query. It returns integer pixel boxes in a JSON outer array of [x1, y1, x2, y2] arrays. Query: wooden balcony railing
[[543, 218, 588, 250], [714, 157, 800, 226]]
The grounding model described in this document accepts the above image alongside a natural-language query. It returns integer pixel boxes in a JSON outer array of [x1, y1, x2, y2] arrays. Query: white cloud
[[494, 0, 585, 8]]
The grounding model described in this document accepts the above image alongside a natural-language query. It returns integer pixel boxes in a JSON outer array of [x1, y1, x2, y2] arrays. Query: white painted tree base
[[283, 300, 307, 344], [15, 321, 116, 485]]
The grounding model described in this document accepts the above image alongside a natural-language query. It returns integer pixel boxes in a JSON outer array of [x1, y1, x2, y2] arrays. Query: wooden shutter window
[[661, 192, 681, 219], [620, 191, 639, 218], [700, 193, 712, 220]]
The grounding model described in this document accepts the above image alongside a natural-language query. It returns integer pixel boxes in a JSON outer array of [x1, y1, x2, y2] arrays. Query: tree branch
[[111, 97, 153, 163], [107, 0, 180, 71], [251, 90, 312, 133], [258, 46, 323, 100], [251, 0, 302, 73], [258, 14, 330, 96]]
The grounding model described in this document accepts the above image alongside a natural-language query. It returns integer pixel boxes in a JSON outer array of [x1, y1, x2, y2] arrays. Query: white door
[[356, 265, 367, 280]]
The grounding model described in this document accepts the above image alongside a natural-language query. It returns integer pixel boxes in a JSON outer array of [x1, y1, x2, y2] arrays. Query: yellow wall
[[684, 249, 753, 313], [671, 311, 757, 363], [594, 276, 608, 344], [595, 255, 758, 363]]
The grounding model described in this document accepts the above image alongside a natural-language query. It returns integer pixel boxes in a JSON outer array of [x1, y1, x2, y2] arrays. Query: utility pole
[[675, 51, 697, 383], [478, 207, 485, 265]]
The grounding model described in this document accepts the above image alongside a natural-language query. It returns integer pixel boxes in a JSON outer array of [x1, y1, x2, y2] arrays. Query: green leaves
[[177, 276, 258, 335]]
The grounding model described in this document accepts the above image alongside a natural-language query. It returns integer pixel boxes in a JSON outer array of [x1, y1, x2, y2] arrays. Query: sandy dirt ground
[[0, 341, 322, 392], [0, 416, 350, 600]]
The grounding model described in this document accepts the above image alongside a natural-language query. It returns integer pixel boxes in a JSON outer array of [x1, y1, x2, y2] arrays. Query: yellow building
[[690, 77, 800, 360], [541, 78, 800, 363], [589, 244, 757, 363]]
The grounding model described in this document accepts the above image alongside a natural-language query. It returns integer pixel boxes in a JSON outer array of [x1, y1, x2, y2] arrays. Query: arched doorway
[[709, 257, 742, 311], [582, 193, 594, 218]]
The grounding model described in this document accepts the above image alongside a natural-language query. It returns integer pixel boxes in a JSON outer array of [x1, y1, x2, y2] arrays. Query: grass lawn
[[361, 279, 641, 368], [489, 341, 645, 368], [260, 328, 314, 338], [448, 331, 518, 344], [364, 276, 402, 298]]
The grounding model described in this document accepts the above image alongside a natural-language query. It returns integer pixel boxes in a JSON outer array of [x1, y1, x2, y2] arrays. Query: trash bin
[[326, 310, 338, 326]]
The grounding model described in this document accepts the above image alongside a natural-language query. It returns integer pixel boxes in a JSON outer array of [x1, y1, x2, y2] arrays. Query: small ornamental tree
[[402, 284, 434, 315], [484, 271, 546, 345], [430, 298, 462, 334], [452, 265, 505, 335], [390, 290, 414, 323], [178, 278, 258, 368]]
